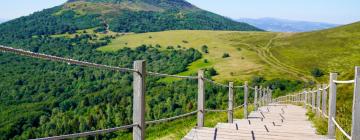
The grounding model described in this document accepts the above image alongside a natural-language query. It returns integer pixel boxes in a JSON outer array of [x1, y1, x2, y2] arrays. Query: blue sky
[[0, 0, 359, 24]]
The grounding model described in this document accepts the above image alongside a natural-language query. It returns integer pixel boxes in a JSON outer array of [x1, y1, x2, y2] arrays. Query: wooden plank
[[184, 104, 326, 140]]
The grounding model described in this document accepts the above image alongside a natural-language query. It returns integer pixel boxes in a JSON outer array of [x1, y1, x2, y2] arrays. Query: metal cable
[[147, 71, 197, 79], [0, 45, 136, 73], [333, 80, 355, 84], [30, 124, 137, 140], [234, 104, 245, 109], [332, 117, 351, 139], [146, 110, 198, 125], [203, 78, 229, 88], [205, 109, 228, 112]]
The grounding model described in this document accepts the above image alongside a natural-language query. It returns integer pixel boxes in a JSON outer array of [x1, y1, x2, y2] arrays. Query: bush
[[222, 53, 230, 58], [311, 68, 324, 77], [201, 45, 209, 53], [204, 59, 208, 63], [206, 67, 218, 76]]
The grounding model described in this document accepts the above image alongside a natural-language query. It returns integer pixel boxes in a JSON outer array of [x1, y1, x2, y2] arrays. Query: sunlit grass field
[[98, 30, 292, 82]]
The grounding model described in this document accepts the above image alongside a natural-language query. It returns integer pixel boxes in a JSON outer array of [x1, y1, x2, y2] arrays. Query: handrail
[[234, 104, 245, 109], [0, 45, 258, 89], [30, 124, 137, 140], [333, 80, 355, 84], [146, 110, 198, 125], [205, 109, 228, 112], [147, 71, 197, 79], [332, 117, 351, 139], [0, 45, 137, 73], [203, 78, 229, 88]]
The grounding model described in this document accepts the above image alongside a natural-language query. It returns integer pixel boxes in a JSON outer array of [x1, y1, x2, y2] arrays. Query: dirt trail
[[238, 34, 315, 82]]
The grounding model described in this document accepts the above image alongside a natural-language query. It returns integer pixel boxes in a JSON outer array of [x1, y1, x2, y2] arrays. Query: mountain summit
[[0, 0, 260, 38], [67, 0, 196, 10]]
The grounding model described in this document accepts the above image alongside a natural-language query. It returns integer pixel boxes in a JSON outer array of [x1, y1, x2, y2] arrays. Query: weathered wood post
[[197, 70, 205, 127], [254, 86, 258, 111], [244, 81, 249, 119], [259, 86, 262, 107], [228, 82, 234, 123], [328, 72, 337, 139], [322, 84, 328, 117], [316, 85, 322, 116], [312, 88, 316, 112], [133, 60, 146, 140], [304, 90, 307, 108], [351, 66, 360, 140], [264, 88, 267, 104], [269, 89, 272, 103]]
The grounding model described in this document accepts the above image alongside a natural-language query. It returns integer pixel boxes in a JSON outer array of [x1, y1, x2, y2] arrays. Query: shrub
[[222, 53, 230, 58], [206, 67, 218, 76], [201, 45, 209, 53], [204, 59, 208, 63], [311, 68, 324, 77]]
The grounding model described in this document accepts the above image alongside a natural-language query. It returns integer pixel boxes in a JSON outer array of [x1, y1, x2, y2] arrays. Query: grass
[[270, 22, 360, 82], [113, 105, 253, 139], [98, 22, 360, 83], [98, 30, 294, 82]]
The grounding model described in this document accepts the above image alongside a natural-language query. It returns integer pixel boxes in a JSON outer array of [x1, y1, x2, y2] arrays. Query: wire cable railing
[[0, 45, 281, 140], [333, 80, 355, 84], [147, 71, 197, 79], [0, 45, 136, 73], [146, 110, 198, 125], [30, 124, 137, 140], [332, 117, 351, 139]]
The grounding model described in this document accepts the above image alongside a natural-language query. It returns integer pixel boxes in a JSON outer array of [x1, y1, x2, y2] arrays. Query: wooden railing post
[[197, 70, 205, 127], [304, 90, 307, 108], [228, 82, 234, 123], [254, 86, 258, 111], [316, 85, 321, 116], [244, 81, 249, 119], [269, 89, 272, 103], [312, 88, 316, 112], [133, 60, 146, 140], [351, 66, 360, 140], [322, 84, 328, 117], [328, 72, 337, 139]]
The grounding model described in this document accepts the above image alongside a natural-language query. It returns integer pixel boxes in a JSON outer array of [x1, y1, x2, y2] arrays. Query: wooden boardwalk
[[183, 104, 328, 140]]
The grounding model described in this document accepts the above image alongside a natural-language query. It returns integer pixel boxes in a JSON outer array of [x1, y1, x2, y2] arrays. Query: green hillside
[[0, 0, 359, 139]]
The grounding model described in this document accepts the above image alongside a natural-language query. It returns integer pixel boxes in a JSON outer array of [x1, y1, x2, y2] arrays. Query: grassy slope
[[98, 23, 360, 139], [98, 30, 294, 82], [270, 22, 360, 139], [271, 22, 360, 81]]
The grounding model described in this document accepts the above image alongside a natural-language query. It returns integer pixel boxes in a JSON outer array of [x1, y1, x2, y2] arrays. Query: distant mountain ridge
[[0, 18, 7, 23], [237, 17, 339, 32]]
